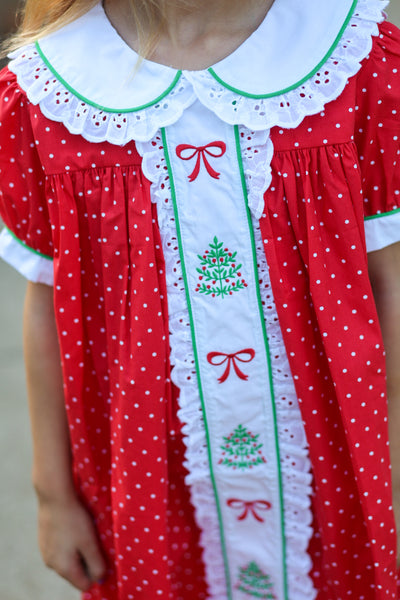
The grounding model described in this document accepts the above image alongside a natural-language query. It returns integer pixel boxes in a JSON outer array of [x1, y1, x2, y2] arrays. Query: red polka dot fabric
[[0, 20, 400, 600]]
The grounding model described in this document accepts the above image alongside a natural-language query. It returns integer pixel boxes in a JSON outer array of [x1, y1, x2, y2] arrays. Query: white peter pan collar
[[23, 0, 375, 107], [209, 0, 359, 97], [9, 0, 388, 143]]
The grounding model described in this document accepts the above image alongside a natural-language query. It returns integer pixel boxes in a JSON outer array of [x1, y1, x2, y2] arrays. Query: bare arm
[[24, 281, 75, 499], [23, 282, 107, 590], [368, 241, 400, 561]]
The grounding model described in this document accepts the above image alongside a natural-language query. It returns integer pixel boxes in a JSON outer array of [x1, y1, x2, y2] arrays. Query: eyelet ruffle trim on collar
[[188, 0, 387, 130], [8, 45, 197, 144], [8, 0, 387, 143]]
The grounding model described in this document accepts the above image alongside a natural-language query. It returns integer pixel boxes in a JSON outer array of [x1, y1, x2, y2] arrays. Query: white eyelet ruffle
[[238, 126, 273, 219], [239, 128, 316, 599], [137, 133, 227, 600], [9, 0, 387, 143], [138, 129, 317, 599], [187, 0, 387, 131], [252, 222, 315, 600], [8, 46, 196, 144]]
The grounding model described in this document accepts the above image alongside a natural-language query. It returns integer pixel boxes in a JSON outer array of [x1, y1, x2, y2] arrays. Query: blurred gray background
[[0, 5, 80, 598], [1, 2, 400, 600]]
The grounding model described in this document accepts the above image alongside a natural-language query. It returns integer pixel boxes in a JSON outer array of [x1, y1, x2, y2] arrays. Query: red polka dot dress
[[1, 1, 400, 599]]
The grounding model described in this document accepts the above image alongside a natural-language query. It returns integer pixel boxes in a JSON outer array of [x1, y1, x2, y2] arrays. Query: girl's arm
[[23, 281, 107, 591], [368, 241, 400, 564]]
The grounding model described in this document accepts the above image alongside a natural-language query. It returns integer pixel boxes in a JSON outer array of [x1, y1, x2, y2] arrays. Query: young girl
[[1, 0, 400, 598]]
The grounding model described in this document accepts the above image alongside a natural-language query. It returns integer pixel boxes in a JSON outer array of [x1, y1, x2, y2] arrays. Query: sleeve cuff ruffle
[[364, 209, 400, 253], [0, 228, 54, 285]]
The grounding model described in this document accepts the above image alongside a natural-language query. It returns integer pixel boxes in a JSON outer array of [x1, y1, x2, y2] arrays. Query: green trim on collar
[[35, 41, 183, 113], [4, 225, 53, 260], [207, 0, 358, 99]]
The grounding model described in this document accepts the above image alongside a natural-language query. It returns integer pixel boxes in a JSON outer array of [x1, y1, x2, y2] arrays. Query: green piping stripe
[[3, 225, 53, 260], [161, 127, 233, 599], [364, 207, 400, 221], [234, 125, 289, 599], [35, 41, 183, 113], [35, 0, 358, 111], [208, 0, 358, 99]]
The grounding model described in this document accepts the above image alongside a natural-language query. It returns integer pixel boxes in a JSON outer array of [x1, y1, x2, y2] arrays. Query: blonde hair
[[1, 0, 183, 58]]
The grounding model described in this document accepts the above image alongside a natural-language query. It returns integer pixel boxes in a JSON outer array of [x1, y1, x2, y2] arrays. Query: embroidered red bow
[[176, 141, 227, 182], [207, 349, 256, 383], [227, 499, 272, 522]]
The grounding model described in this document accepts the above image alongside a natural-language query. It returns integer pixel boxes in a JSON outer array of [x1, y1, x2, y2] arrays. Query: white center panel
[[163, 101, 287, 600]]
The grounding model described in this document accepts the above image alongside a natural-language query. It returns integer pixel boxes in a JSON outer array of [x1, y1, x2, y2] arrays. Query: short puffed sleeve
[[355, 20, 400, 253], [0, 67, 53, 284]]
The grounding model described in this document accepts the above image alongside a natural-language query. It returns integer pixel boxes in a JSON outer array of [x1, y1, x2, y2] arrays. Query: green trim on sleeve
[[364, 207, 400, 221], [35, 41, 183, 114], [208, 0, 358, 99], [3, 225, 53, 260]]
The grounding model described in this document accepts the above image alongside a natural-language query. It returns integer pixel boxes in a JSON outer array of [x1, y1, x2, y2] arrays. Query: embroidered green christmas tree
[[236, 562, 277, 599], [195, 236, 248, 298], [219, 424, 266, 470]]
